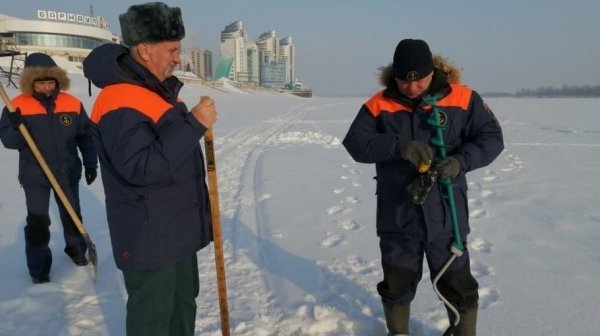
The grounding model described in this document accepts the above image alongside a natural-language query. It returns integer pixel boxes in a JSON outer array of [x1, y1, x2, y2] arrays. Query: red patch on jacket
[[122, 251, 131, 261]]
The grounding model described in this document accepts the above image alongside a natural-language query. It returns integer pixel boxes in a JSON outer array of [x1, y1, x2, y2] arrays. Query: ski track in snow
[[195, 101, 382, 335], [196, 102, 311, 334]]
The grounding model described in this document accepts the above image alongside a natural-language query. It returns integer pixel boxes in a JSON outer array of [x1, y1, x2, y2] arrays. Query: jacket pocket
[[424, 183, 470, 238], [376, 194, 421, 235]]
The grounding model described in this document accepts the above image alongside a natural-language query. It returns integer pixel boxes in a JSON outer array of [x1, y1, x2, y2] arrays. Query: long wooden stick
[[0, 85, 97, 281], [201, 96, 230, 336]]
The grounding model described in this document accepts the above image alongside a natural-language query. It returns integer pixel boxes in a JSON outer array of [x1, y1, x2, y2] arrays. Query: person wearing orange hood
[[0, 53, 98, 284]]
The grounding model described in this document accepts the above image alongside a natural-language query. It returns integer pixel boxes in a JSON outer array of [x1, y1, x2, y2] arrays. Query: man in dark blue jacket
[[0, 53, 97, 284], [83, 2, 216, 335], [343, 39, 503, 336]]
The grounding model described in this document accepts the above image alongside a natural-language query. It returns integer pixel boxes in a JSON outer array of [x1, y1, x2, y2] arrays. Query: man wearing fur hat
[[343, 39, 504, 335], [0, 53, 98, 284], [83, 2, 216, 335]]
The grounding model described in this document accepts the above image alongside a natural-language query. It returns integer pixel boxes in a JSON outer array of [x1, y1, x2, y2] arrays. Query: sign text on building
[[36, 10, 109, 30]]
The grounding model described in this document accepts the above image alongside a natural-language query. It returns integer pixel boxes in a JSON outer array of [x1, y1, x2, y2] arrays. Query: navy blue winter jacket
[[0, 91, 97, 186], [83, 43, 212, 271], [343, 67, 504, 241]]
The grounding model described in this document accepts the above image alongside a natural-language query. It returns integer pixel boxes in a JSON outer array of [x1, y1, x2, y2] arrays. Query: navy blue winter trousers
[[377, 234, 479, 311], [22, 182, 86, 278]]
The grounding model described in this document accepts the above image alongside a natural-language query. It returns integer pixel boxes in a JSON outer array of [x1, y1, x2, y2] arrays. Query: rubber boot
[[446, 305, 477, 336], [383, 302, 410, 336], [64, 233, 88, 266]]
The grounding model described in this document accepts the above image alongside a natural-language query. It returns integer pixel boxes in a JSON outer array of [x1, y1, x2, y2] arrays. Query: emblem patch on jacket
[[59, 115, 72, 126]]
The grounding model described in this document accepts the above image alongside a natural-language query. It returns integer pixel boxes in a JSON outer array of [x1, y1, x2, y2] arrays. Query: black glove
[[399, 141, 433, 170], [8, 108, 24, 129], [85, 168, 97, 185], [435, 156, 461, 178]]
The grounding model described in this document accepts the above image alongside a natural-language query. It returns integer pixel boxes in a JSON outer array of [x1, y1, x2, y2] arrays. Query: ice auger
[[423, 94, 465, 336]]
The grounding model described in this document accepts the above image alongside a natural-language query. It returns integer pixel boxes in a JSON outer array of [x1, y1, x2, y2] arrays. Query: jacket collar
[[383, 68, 450, 106]]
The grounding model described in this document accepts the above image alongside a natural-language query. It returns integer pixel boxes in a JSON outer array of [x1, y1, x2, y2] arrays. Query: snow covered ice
[[1, 70, 599, 335]]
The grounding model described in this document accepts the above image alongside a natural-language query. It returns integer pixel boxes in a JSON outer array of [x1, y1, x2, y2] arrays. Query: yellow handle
[[418, 160, 431, 173]]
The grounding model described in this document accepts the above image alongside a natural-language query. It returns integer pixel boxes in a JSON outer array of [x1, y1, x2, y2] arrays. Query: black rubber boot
[[64, 245, 89, 266], [446, 305, 478, 336], [32, 274, 50, 284], [383, 302, 410, 335]]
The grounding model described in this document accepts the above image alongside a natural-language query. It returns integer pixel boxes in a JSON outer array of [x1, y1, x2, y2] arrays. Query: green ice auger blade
[[423, 95, 464, 252]]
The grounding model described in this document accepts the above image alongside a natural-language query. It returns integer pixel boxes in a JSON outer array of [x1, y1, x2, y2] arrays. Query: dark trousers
[[377, 235, 479, 311], [22, 182, 86, 277], [123, 254, 200, 336]]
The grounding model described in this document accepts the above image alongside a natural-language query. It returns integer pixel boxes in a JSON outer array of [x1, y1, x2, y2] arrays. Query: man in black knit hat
[[343, 39, 504, 335], [83, 2, 217, 335]]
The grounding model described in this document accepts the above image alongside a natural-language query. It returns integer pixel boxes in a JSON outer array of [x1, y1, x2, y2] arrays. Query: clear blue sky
[[2, 0, 599, 96]]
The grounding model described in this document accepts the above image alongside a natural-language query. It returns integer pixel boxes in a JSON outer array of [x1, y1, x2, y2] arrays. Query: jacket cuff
[[186, 113, 208, 133], [454, 154, 467, 174]]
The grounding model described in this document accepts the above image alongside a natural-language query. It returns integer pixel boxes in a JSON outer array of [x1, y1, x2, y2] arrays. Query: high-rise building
[[216, 22, 297, 89], [256, 30, 293, 88], [216, 20, 247, 81], [188, 47, 213, 80], [279, 36, 295, 83], [256, 30, 279, 64], [241, 42, 259, 84]]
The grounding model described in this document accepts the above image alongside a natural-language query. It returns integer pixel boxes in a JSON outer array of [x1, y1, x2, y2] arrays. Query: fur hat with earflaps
[[119, 2, 185, 46], [20, 53, 70, 95]]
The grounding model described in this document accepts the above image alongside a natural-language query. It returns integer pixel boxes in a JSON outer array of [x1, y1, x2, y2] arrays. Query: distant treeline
[[482, 84, 600, 98]]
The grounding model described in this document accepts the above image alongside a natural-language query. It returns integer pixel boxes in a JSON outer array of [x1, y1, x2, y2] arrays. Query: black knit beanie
[[392, 39, 434, 81], [119, 2, 185, 46]]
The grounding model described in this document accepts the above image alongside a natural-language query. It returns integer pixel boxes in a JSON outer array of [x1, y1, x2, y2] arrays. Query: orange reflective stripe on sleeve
[[91, 83, 173, 124], [365, 91, 412, 117]]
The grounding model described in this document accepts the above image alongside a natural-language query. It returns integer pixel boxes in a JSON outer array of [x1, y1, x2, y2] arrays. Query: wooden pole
[[201, 96, 230, 336]]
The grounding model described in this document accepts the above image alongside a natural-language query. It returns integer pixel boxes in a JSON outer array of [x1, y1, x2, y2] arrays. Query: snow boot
[[383, 302, 410, 335], [64, 233, 88, 266], [446, 305, 478, 336], [32, 274, 50, 284]]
